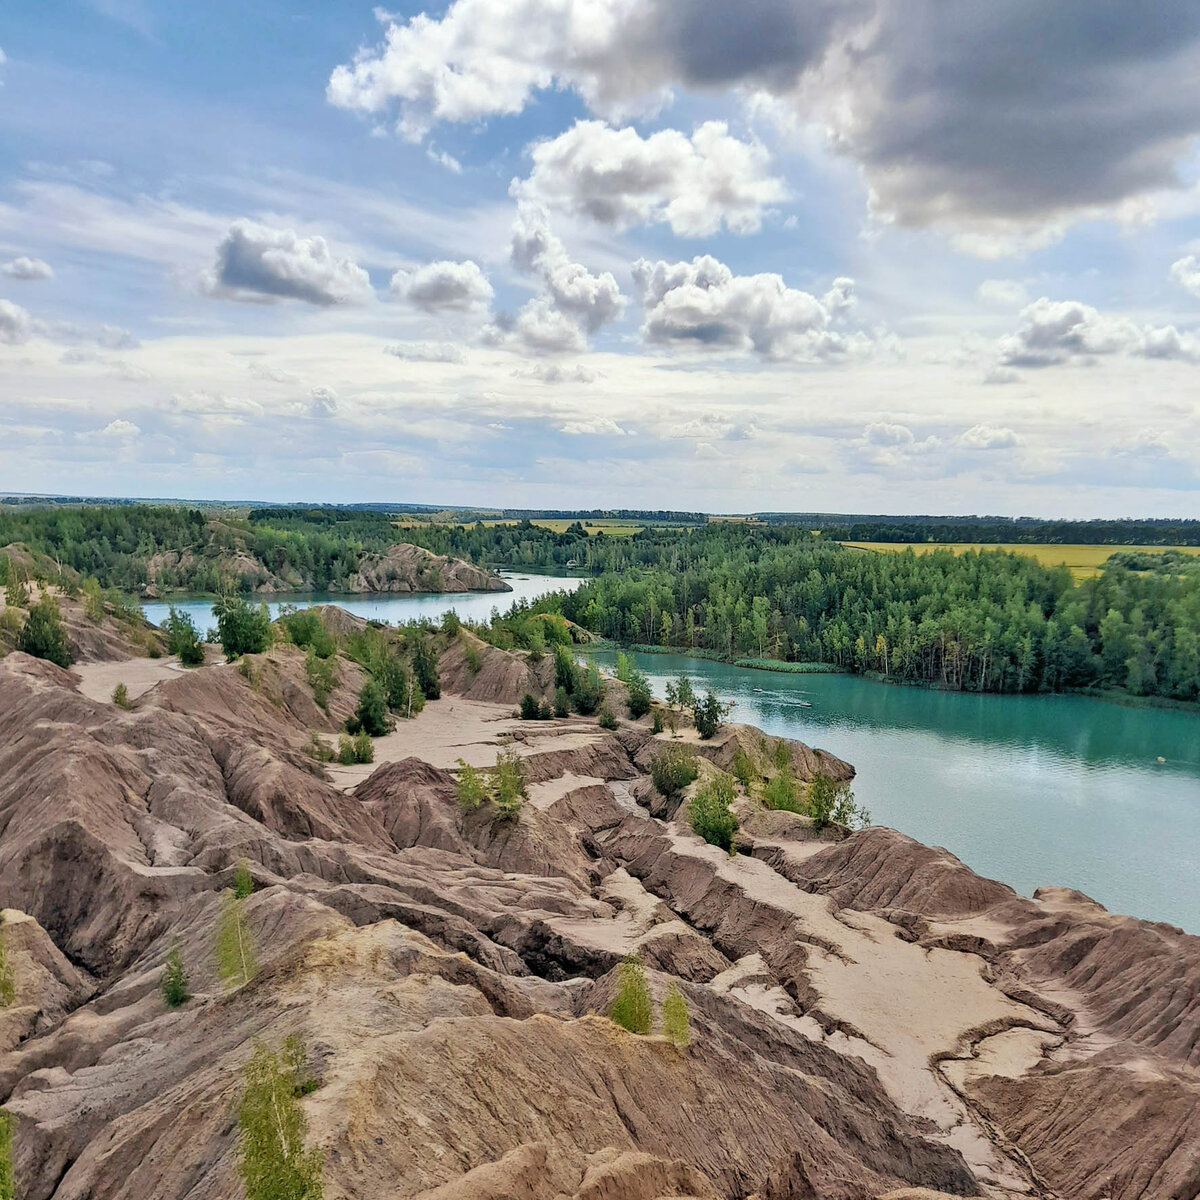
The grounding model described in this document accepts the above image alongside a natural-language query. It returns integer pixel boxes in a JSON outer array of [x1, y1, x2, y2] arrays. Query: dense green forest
[[789, 516, 1200, 545], [3, 506, 1198, 704]]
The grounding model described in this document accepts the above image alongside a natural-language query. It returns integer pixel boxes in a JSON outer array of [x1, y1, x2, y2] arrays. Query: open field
[[841, 541, 1200, 579], [480, 518, 646, 535]]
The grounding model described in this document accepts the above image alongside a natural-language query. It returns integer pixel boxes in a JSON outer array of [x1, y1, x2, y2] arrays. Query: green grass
[[733, 658, 843, 673], [841, 541, 1200, 580]]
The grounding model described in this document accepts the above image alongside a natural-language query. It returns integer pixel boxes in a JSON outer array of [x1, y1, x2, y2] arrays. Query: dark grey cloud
[[332, 0, 1200, 228], [202, 220, 372, 306]]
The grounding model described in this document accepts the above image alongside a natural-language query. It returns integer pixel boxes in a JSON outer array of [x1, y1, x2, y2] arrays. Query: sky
[[3, 2, 1200, 515]]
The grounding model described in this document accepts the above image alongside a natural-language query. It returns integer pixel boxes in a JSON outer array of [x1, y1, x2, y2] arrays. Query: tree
[[572, 659, 604, 715], [305, 650, 337, 709], [519, 692, 544, 720], [650, 746, 699, 798], [347, 679, 390, 737], [215, 596, 272, 660], [413, 638, 441, 700], [732, 745, 755, 790], [490, 749, 526, 820], [762, 765, 801, 813], [16, 596, 72, 667], [455, 759, 488, 813], [609, 955, 652, 1034], [807, 773, 857, 832], [554, 685, 570, 718], [161, 944, 190, 1007], [215, 889, 257, 988], [687, 774, 739, 852], [692, 690, 725, 740], [237, 1039, 324, 1200], [661, 983, 691, 1050], [4, 575, 29, 609], [626, 670, 652, 718], [234, 858, 255, 900], [164, 605, 205, 665]]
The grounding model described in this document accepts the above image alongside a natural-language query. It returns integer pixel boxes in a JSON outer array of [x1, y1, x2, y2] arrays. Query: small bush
[[233, 858, 254, 900], [661, 983, 691, 1050], [0, 916, 15, 1007], [277, 607, 336, 658], [215, 596, 272, 660], [687, 773, 739, 852], [572, 660, 604, 715], [336, 735, 357, 766], [16, 596, 73, 667], [732, 745, 755, 789], [691, 689, 725, 740], [442, 611, 462, 636], [304, 733, 334, 763], [5, 577, 30, 608], [305, 649, 337, 709], [554, 685, 570, 718], [0, 1107, 14, 1200], [651, 707, 664, 734], [626, 670, 652, 718], [165, 606, 205, 665], [598, 705, 618, 730], [112, 682, 131, 710], [772, 738, 792, 771], [614, 651, 632, 683], [554, 644, 579, 693], [347, 679, 391, 737], [490, 749, 526, 821], [650, 745, 700, 798], [762, 766, 803, 813], [463, 641, 482, 674], [519, 692, 544, 720], [609, 955, 652, 1034], [455, 759, 488, 813], [351, 729, 374, 764], [413, 638, 441, 700], [161, 944, 190, 1008]]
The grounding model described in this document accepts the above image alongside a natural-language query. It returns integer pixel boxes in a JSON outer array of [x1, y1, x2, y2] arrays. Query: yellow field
[[841, 541, 1200, 579], [480, 518, 644, 536]]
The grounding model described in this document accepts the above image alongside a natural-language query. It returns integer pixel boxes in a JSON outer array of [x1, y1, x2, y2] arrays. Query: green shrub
[[304, 733, 334, 763], [806, 773, 849, 831], [305, 649, 337, 708], [214, 596, 273, 660], [662, 982, 691, 1049], [0, 1107, 14, 1200], [762, 766, 803, 813], [17, 596, 73, 667], [5, 576, 30, 608], [650, 745, 699, 798], [609, 955, 652, 1034], [233, 858, 254, 900], [82, 576, 106, 622], [347, 679, 390, 737], [237, 1039, 324, 1200], [215, 889, 256, 989], [732, 745, 756, 789], [687, 773, 739, 852], [651, 707, 664, 734], [0, 917, 14, 1007], [336, 735, 356, 766], [112, 682, 131, 710], [598, 705, 618, 730], [413, 638, 441, 700], [278, 607, 335, 658], [691, 689, 725, 740], [490, 749, 526, 821], [665, 674, 695, 711], [554, 644, 579, 693], [463, 641, 482, 674], [161, 944, 190, 1008], [455, 759, 488, 813], [572, 660, 604, 715], [351, 730, 374, 763], [519, 692, 545, 720], [772, 738, 792, 771], [554, 685, 570, 718], [442, 611, 462, 636], [164, 605, 205, 665], [626, 670, 652, 718], [614, 651, 632, 683]]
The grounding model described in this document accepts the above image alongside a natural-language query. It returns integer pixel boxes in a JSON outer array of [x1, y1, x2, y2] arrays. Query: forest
[[2, 506, 1198, 703]]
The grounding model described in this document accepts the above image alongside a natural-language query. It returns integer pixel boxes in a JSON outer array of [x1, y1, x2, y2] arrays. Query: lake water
[[141, 571, 584, 635], [592, 649, 1200, 933]]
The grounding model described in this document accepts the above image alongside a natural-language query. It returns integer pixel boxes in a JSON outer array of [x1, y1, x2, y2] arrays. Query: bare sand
[[71, 656, 196, 703]]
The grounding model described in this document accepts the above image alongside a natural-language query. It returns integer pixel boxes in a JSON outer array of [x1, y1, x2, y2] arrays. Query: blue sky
[[3, 1, 1200, 514]]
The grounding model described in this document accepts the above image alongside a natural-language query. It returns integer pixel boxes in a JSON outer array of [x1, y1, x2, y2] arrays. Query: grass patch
[[733, 657, 843, 673]]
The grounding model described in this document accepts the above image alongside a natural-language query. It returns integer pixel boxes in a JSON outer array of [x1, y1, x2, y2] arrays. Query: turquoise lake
[[144, 581, 1200, 932]]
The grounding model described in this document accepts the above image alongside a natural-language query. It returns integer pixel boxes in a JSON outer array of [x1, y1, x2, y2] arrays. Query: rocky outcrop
[[1, 614, 1198, 1200], [349, 543, 510, 594], [439, 631, 554, 705]]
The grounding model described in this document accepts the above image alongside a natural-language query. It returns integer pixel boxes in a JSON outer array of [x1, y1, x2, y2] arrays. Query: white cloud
[[977, 279, 1028, 308], [97, 324, 139, 350], [389, 259, 493, 312], [959, 423, 1019, 450], [201, 220, 373, 306], [1, 256, 54, 282], [863, 421, 913, 447], [0, 299, 33, 345], [1170, 255, 1200, 298], [96, 419, 141, 439], [509, 299, 588, 355], [512, 362, 598, 384], [558, 415, 627, 436], [632, 255, 862, 361], [308, 386, 339, 417], [383, 341, 465, 363], [515, 120, 786, 236], [996, 298, 1200, 368]]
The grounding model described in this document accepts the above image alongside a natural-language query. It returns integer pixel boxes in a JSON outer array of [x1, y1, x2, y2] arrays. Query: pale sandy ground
[[72, 656, 191, 702], [327, 699, 607, 790]]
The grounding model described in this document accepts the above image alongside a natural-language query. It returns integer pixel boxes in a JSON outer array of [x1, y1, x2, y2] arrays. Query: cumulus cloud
[[97, 324, 139, 350], [512, 362, 598, 384], [1, 256, 54, 281], [632, 255, 861, 361], [389, 259, 493, 312], [201, 220, 372, 306], [308, 386, 339, 417], [959, 423, 1019, 450], [558, 415, 627, 436], [515, 120, 786, 236], [508, 299, 588, 355], [1170, 255, 1200, 298], [0, 299, 33, 345], [996, 298, 1200, 368], [383, 341, 465, 363], [331, 0, 1200, 232], [95, 419, 141, 439]]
